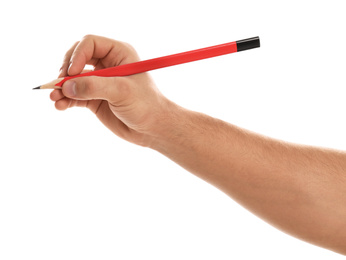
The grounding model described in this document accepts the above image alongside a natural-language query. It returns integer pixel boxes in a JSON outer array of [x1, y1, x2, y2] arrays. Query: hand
[[50, 35, 174, 147]]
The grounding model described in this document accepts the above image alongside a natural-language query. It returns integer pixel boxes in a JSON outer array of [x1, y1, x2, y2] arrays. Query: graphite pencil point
[[33, 86, 41, 90]]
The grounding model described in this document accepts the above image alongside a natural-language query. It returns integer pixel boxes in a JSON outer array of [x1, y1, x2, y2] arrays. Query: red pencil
[[34, 36, 260, 89]]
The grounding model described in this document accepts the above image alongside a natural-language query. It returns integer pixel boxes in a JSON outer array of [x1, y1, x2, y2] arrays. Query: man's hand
[[50, 35, 174, 146]]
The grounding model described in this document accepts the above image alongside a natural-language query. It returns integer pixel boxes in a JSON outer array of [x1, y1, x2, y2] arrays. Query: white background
[[0, 0, 345, 259]]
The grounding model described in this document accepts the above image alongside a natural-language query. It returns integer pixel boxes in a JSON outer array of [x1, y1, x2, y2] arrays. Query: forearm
[[55, 34, 345, 254], [150, 102, 346, 255]]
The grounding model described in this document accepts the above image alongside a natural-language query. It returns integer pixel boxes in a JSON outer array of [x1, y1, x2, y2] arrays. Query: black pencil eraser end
[[236, 36, 260, 52]]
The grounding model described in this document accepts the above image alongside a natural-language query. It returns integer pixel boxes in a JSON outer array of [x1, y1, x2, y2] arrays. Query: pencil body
[[36, 36, 260, 89]]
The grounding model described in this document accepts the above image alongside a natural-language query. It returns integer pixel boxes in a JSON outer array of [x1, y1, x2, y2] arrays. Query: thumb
[[62, 76, 121, 101]]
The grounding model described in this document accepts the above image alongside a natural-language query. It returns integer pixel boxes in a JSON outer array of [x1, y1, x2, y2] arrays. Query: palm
[[84, 90, 145, 144], [86, 98, 135, 141]]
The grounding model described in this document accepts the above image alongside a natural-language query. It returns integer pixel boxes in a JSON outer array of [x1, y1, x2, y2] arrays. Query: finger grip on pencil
[[35, 36, 260, 89]]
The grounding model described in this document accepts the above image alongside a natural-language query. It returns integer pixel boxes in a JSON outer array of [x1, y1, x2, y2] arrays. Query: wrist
[[146, 98, 190, 151]]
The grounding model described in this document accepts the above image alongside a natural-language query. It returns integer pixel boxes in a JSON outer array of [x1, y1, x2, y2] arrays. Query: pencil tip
[[33, 86, 41, 90]]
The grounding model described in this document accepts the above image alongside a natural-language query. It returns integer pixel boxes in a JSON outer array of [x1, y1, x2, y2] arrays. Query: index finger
[[68, 34, 138, 76], [58, 41, 79, 78]]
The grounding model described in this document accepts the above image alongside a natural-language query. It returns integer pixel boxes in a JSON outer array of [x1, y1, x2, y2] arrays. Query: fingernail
[[58, 66, 64, 77], [63, 80, 76, 97], [68, 61, 73, 74]]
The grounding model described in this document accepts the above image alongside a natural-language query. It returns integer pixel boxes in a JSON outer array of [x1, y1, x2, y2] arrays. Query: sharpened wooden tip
[[34, 78, 64, 90]]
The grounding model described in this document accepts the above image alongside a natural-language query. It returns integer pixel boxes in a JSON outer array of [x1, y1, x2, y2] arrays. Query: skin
[[51, 35, 346, 255]]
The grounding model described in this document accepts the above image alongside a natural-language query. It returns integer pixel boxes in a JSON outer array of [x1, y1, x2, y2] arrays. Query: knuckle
[[121, 41, 134, 50], [82, 34, 95, 40], [123, 42, 137, 55], [118, 41, 140, 61]]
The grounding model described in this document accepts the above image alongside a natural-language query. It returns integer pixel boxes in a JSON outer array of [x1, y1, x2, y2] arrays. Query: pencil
[[34, 36, 260, 90]]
